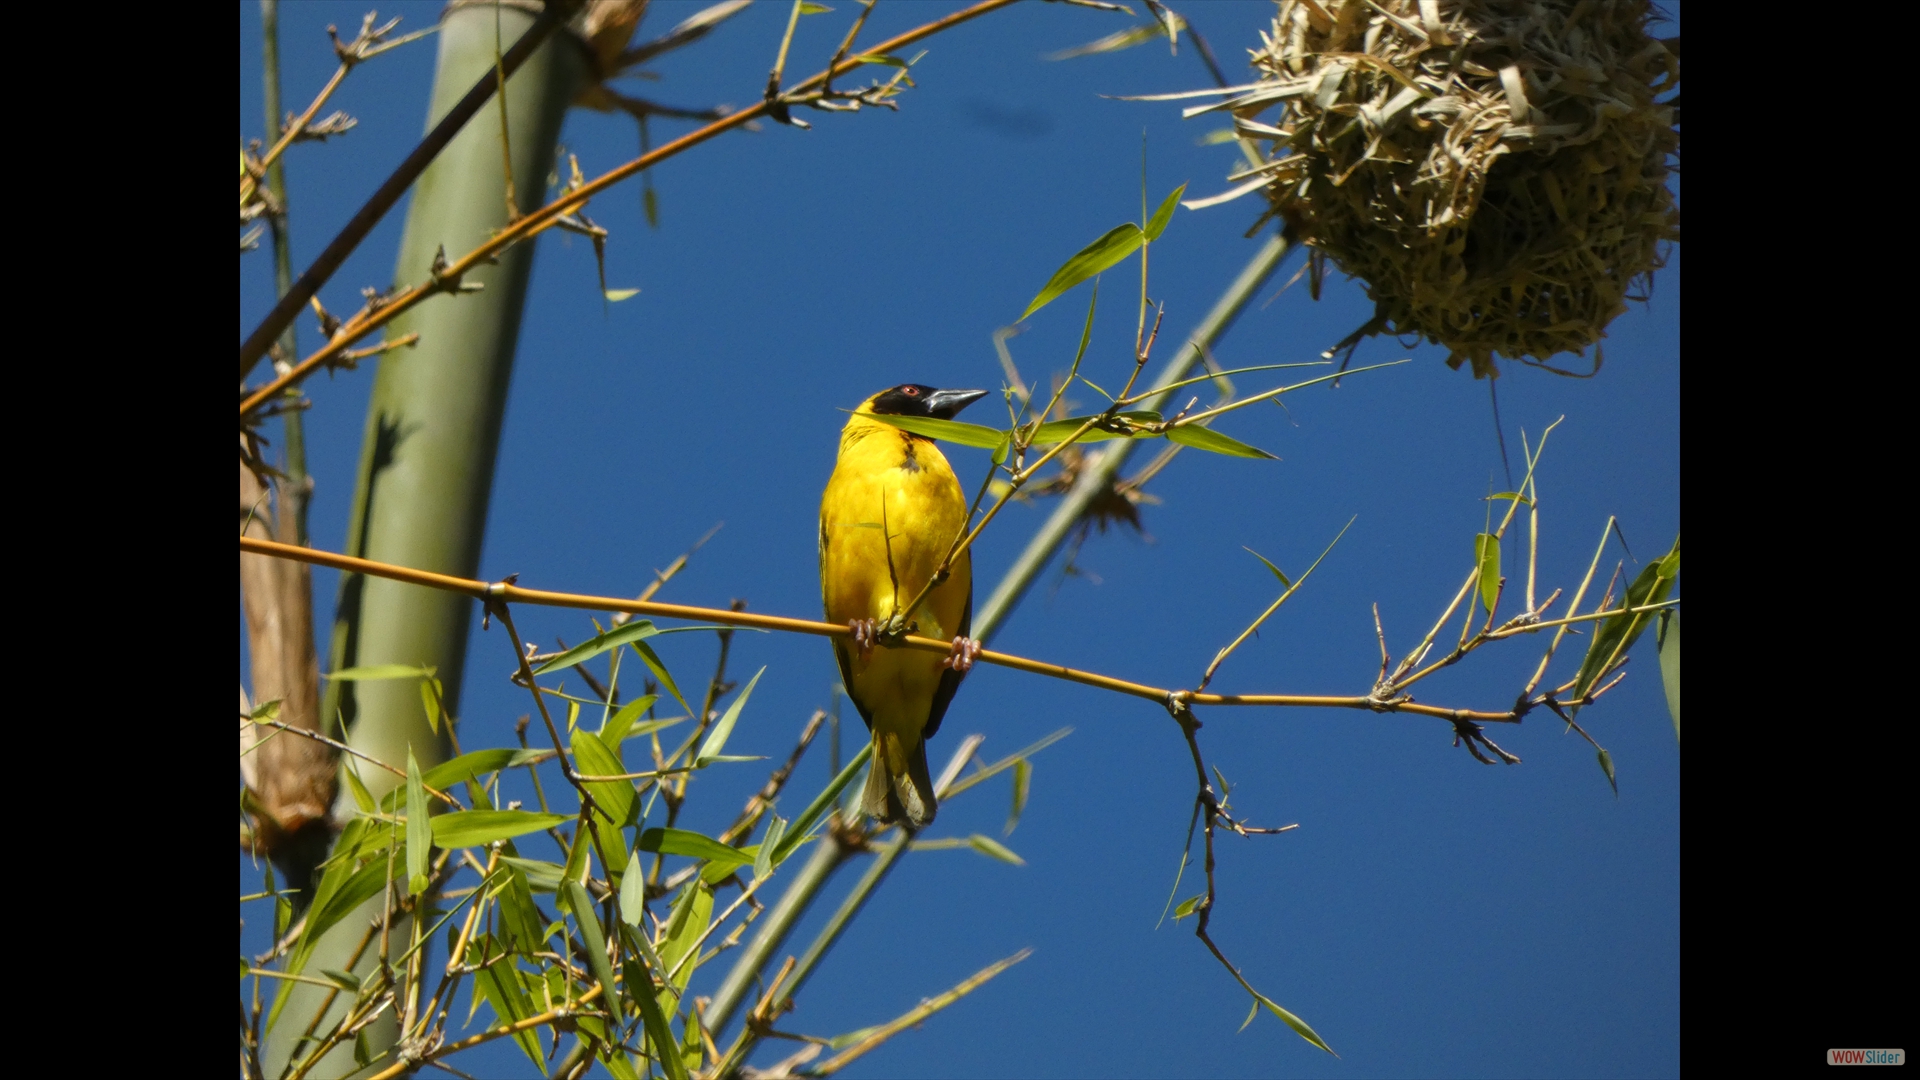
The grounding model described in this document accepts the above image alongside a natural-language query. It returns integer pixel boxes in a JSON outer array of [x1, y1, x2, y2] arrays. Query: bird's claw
[[942, 636, 983, 674], [849, 618, 879, 660]]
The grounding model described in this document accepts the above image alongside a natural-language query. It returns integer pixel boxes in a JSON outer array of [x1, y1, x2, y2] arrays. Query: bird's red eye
[[901, 386, 919, 396]]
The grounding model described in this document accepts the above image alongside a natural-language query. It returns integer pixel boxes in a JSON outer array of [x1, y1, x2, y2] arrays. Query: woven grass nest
[[1202, 0, 1679, 377]]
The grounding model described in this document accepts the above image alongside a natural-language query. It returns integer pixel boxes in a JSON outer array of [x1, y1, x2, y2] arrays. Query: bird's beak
[[923, 388, 989, 419]]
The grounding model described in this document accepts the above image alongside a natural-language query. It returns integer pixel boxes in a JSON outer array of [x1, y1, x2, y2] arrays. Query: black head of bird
[[820, 384, 989, 828], [863, 384, 990, 420]]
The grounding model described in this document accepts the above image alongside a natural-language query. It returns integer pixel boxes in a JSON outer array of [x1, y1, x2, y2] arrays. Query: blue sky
[[241, 2, 1679, 1076]]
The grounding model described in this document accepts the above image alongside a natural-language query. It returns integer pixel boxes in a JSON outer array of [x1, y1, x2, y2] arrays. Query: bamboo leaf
[[637, 827, 754, 869], [432, 810, 572, 848], [1143, 183, 1188, 242], [572, 728, 637, 827], [753, 814, 787, 881], [1256, 991, 1335, 1055], [419, 677, 443, 735], [534, 621, 661, 675], [1597, 748, 1618, 795], [1474, 533, 1501, 615], [1166, 424, 1278, 459], [605, 1048, 641, 1080], [967, 834, 1025, 866], [630, 639, 692, 717], [619, 850, 646, 927], [603, 695, 660, 744], [617, 922, 687, 1080], [696, 667, 764, 766], [603, 288, 640, 302], [1657, 609, 1680, 742], [405, 750, 431, 896], [1245, 547, 1291, 588], [269, 855, 392, 1028], [862, 411, 1009, 448], [1071, 281, 1098, 374], [562, 881, 625, 1024], [471, 952, 544, 1067], [1047, 23, 1171, 61], [421, 748, 519, 791], [1172, 894, 1204, 921], [1571, 535, 1681, 710], [659, 881, 714, 989], [320, 969, 362, 992], [1021, 222, 1143, 320], [561, 819, 593, 888], [1005, 758, 1030, 836], [1024, 411, 1161, 445], [499, 855, 565, 894], [343, 762, 377, 815], [496, 854, 549, 947]]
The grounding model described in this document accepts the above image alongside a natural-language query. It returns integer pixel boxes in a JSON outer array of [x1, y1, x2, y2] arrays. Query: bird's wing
[[921, 577, 972, 742], [833, 637, 874, 732], [823, 511, 876, 732]]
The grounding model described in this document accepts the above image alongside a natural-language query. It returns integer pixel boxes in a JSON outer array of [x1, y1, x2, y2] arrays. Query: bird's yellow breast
[[820, 414, 971, 639], [820, 414, 973, 737]]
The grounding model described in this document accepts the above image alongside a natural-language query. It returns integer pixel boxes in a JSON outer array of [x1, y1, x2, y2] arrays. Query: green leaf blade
[[1474, 533, 1501, 616], [1571, 535, 1681, 708], [695, 667, 765, 767], [1143, 183, 1189, 241], [1166, 424, 1278, 459], [1258, 992, 1336, 1055], [431, 810, 572, 849], [862, 412, 1009, 449], [1020, 222, 1143, 321], [1006, 758, 1031, 836], [562, 881, 624, 1025], [533, 621, 660, 676], [405, 750, 431, 896], [1657, 609, 1680, 742], [637, 827, 754, 869], [967, 834, 1026, 866]]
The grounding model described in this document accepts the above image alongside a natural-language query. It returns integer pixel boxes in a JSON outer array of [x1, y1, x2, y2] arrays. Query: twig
[[242, 535, 1559, 726], [241, 714, 461, 808], [238, 4, 566, 379], [240, 0, 1023, 399], [811, 949, 1033, 1074]]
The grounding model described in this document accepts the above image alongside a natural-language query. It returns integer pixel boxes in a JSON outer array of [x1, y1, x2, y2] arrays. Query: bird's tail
[[862, 729, 937, 828]]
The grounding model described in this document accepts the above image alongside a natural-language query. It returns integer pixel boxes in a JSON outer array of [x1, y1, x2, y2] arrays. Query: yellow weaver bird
[[821, 384, 988, 827]]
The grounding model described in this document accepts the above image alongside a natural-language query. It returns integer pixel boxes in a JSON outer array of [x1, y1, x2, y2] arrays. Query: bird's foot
[[942, 636, 983, 674], [851, 617, 918, 659], [849, 618, 880, 660]]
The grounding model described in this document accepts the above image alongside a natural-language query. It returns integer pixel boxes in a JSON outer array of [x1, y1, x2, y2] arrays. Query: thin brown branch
[[361, 985, 606, 1080], [238, 4, 566, 380], [240, 0, 1022, 401], [242, 715, 461, 808], [240, 536, 1550, 736]]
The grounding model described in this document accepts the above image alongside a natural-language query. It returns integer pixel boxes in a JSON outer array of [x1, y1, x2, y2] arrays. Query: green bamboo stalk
[[264, 5, 588, 1076]]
